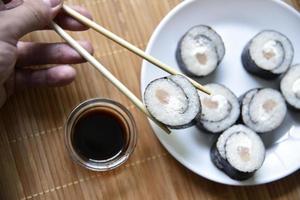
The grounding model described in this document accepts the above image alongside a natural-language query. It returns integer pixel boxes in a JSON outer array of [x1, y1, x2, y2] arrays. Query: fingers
[[0, 41, 17, 84], [0, 0, 62, 42], [16, 41, 94, 67], [0, 0, 23, 10], [54, 6, 93, 31], [0, 1, 6, 11], [3, 65, 76, 101], [15, 65, 76, 90]]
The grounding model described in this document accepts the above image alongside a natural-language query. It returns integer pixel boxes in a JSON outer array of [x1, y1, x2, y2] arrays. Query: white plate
[[141, 0, 300, 185]]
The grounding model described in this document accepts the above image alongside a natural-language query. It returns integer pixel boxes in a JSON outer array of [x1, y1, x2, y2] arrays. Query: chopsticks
[[51, 22, 171, 134], [62, 4, 211, 95]]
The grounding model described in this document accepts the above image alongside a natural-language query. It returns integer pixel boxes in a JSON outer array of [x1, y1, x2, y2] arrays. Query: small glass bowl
[[65, 98, 137, 171]]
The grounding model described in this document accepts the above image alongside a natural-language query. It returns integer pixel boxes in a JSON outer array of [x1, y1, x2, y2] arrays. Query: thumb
[[0, 0, 62, 42]]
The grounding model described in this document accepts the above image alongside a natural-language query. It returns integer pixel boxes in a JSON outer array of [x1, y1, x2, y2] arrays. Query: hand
[[0, 0, 94, 107]]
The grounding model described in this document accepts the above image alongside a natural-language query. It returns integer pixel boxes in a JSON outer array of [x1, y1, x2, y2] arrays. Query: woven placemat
[[0, 0, 299, 199]]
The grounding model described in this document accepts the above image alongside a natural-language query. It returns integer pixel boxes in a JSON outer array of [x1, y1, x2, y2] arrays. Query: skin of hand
[[0, 0, 94, 107]]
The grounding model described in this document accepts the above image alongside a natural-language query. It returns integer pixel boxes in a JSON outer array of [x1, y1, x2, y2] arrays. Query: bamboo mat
[[0, 0, 300, 199]]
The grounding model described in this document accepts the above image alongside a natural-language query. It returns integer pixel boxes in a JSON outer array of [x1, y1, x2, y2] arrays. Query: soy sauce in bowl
[[65, 99, 137, 171], [72, 109, 126, 161]]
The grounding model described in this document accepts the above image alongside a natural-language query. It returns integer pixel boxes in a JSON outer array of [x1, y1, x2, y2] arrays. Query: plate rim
[[140, 0, 300, 186]]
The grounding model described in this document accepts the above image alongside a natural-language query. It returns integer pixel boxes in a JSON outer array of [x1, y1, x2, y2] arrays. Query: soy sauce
[[72, 109, 126, 161]]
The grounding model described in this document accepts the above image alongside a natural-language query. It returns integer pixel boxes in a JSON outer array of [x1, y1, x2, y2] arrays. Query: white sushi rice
[[144, 75, 200, 127], [180, 25, 225, 76], [242, 88, 287, 133], [280, 64, 300, 109], [181, 36, 218, 76], [249, 31, 293, 73], [216, 125, 265, 172], [198, 84, 240, 133]]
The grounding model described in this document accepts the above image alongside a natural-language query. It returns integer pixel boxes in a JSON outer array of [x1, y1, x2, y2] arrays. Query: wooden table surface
[[0, 0, 300, 199]]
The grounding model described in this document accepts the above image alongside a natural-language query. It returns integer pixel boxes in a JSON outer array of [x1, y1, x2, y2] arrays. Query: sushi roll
[[211, 125, 265, 181], [176, 25, 225, 77], [242, 30, 294, 79], [280, 64, 300, 110], [144, 75, 201, 129], [240, 88, 287, 133], [197, 83, 240, 133]]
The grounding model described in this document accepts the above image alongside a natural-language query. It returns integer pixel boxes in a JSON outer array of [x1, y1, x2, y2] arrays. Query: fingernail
[[43, 0, 61, 8]]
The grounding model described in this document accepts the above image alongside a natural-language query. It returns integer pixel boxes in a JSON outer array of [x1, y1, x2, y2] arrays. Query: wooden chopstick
[[62, 4, 211, 95], [51, 22, 171, 134]]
